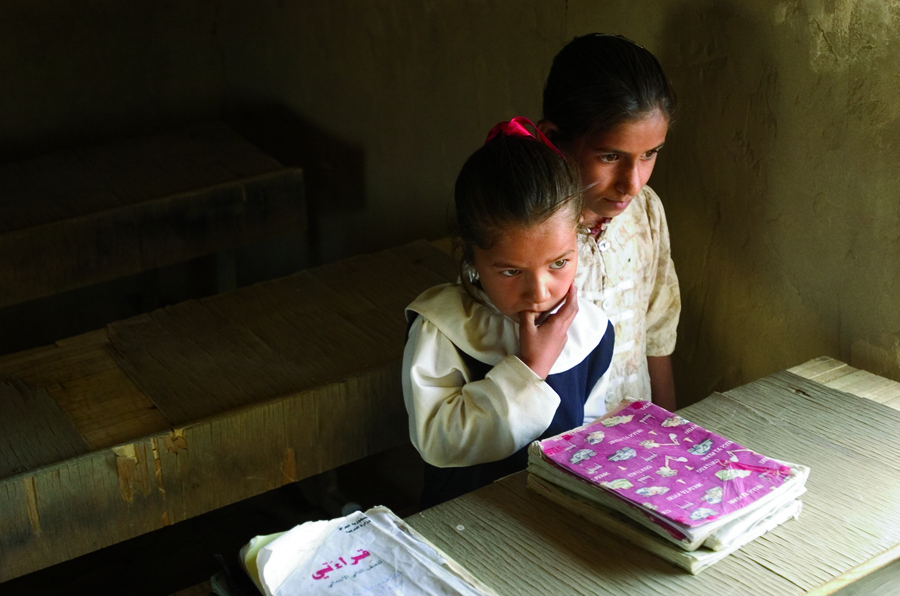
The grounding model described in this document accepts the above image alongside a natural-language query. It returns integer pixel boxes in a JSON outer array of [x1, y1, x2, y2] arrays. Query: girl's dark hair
[[452, 134, 581, 271], [542, 33, 677, 143]]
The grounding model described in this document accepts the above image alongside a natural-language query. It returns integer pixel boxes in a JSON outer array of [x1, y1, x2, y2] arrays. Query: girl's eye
[[598, 153, 618, 164], [642, 149, 660, 160], [550, 259, 569, 270], [500, 269, 521, 277]]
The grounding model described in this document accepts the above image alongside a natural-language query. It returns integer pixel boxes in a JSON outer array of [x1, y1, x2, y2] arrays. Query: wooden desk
[[407, 360, 900, 596], [0, 240, 457, 583], [0, 121, 305, 308]]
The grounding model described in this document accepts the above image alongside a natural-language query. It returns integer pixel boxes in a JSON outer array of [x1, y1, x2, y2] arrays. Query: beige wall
[[3, 1, 899, 403]]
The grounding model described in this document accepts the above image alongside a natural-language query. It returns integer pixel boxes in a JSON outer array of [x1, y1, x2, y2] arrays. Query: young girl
[[402, 118, 615, 509], [539, 33, 680, 413]]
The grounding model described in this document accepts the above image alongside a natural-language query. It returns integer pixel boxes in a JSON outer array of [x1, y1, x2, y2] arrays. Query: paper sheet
[[254, 507, 494, 596]]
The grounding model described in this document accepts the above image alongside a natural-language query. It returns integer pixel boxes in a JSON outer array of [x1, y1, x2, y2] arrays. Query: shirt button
[[602, 299, 613, 311], [598, 240, 611, 252]]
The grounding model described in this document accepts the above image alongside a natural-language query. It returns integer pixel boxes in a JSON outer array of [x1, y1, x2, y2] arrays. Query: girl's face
[[472, 208, 577, 322], [567, 110, 669, 225]]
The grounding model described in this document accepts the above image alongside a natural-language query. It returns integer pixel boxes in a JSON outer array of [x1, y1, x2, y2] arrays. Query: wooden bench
[[0, 240, 457, 582], [0, 121, 306, 309]]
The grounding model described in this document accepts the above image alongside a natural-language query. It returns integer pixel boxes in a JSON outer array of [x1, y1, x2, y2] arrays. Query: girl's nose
[[525, 274, 551, 303], [615, 162, 643, 197]]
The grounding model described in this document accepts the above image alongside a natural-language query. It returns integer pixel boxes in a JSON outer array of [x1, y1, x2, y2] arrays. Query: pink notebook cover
[[538, 401, 792, 528]]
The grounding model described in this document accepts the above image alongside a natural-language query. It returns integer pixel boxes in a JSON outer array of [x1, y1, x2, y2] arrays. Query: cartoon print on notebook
[[636, 486, 669, 497], [601, 414, 634, 427], [689, 507, 718, 521], [585, 430, 606, 444], [687, 438, 714, 456], [703, 486, 723, 504], [639, 412, 658, 425], [602, 478, 634, 490], [715, 468, 752, 481], [609, 447, 637, 462], [640, 433, 680, 449], [656, 455, 688, 477], [662, 415, 689, 427], [570, 448, 596, 464], [726, 448, 753, 462], [584, 463, 603, 475]]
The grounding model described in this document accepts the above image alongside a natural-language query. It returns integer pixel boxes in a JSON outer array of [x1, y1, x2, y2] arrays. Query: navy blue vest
[[419, 320, 614, 510]]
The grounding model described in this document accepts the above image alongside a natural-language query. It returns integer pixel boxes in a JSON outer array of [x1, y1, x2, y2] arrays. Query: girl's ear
[[536, 119, 559, 138]]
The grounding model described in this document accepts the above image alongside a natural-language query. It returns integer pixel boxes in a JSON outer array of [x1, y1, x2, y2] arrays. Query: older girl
[[540, 33, 681, 412]]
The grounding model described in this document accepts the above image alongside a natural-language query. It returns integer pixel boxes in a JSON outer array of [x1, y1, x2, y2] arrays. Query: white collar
[[406, 283, 610, 374]]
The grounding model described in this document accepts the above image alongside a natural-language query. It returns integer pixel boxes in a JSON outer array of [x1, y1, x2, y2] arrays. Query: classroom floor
[[2, 445, 423, 596]]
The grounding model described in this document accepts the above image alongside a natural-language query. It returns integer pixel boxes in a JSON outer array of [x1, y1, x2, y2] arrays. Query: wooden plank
[[0, 442, 163, 582], [106, 241, 457, 425], [155, 409, 287, 525], [156, 366, 409, 524], [788, 356, 852, 382], [829, 556, 900, 596], [822, 548, 900, 595], [0, 123, 284, 232], [131, 168, 306, 272], [790, 357, 900, 410], [0, 330, 169, 451], [822, 371, 900, 407], [0, 378, 88, 477], [0, 122, 306, 308], [282, 366, 409, 480], [0, 477, 42, 581]]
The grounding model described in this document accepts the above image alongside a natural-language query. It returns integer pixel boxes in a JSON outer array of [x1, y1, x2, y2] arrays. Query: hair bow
[[484, 116, 564, 158]]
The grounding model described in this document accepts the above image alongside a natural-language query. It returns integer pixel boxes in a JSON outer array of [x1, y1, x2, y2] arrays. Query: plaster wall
[[2, 0, 898, 403], [0, 0, 227, 158]]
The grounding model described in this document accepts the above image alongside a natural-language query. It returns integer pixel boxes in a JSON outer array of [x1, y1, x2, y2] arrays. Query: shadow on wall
[[227, 104, 367, 268], [654, 3, 812, 405]]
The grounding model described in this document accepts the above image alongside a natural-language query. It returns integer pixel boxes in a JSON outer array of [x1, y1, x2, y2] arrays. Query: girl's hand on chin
[[518, 283, 578, 379]]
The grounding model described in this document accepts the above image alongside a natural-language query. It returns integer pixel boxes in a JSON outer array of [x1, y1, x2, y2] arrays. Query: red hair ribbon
[[484, 116, 565, 158]]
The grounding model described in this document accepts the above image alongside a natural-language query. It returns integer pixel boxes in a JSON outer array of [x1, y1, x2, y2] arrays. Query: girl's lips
[[532, 297, 568, 325], [606, 198, 631, 210]]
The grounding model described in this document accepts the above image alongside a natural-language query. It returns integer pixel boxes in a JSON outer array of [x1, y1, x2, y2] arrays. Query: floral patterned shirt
[[575, 185, 681, 415]]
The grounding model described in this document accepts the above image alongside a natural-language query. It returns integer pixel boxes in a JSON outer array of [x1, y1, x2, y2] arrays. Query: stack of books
[[527, 400, 810, 574]]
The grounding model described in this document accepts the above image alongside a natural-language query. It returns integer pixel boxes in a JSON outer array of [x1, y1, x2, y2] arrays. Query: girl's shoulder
[[406, 283, 492, 323], [605, 185, 669, 241], [638, 185, 669, 227], [406, 283, 519, 365]]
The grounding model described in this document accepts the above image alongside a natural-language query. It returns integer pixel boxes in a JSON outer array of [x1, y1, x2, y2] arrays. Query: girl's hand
[[518, 283, 578, 379]]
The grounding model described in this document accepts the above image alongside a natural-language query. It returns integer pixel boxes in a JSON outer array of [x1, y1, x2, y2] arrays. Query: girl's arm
[[402, 317, 560, 468], [644, 188, 680, 410], [648, 355, 676, 411]]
